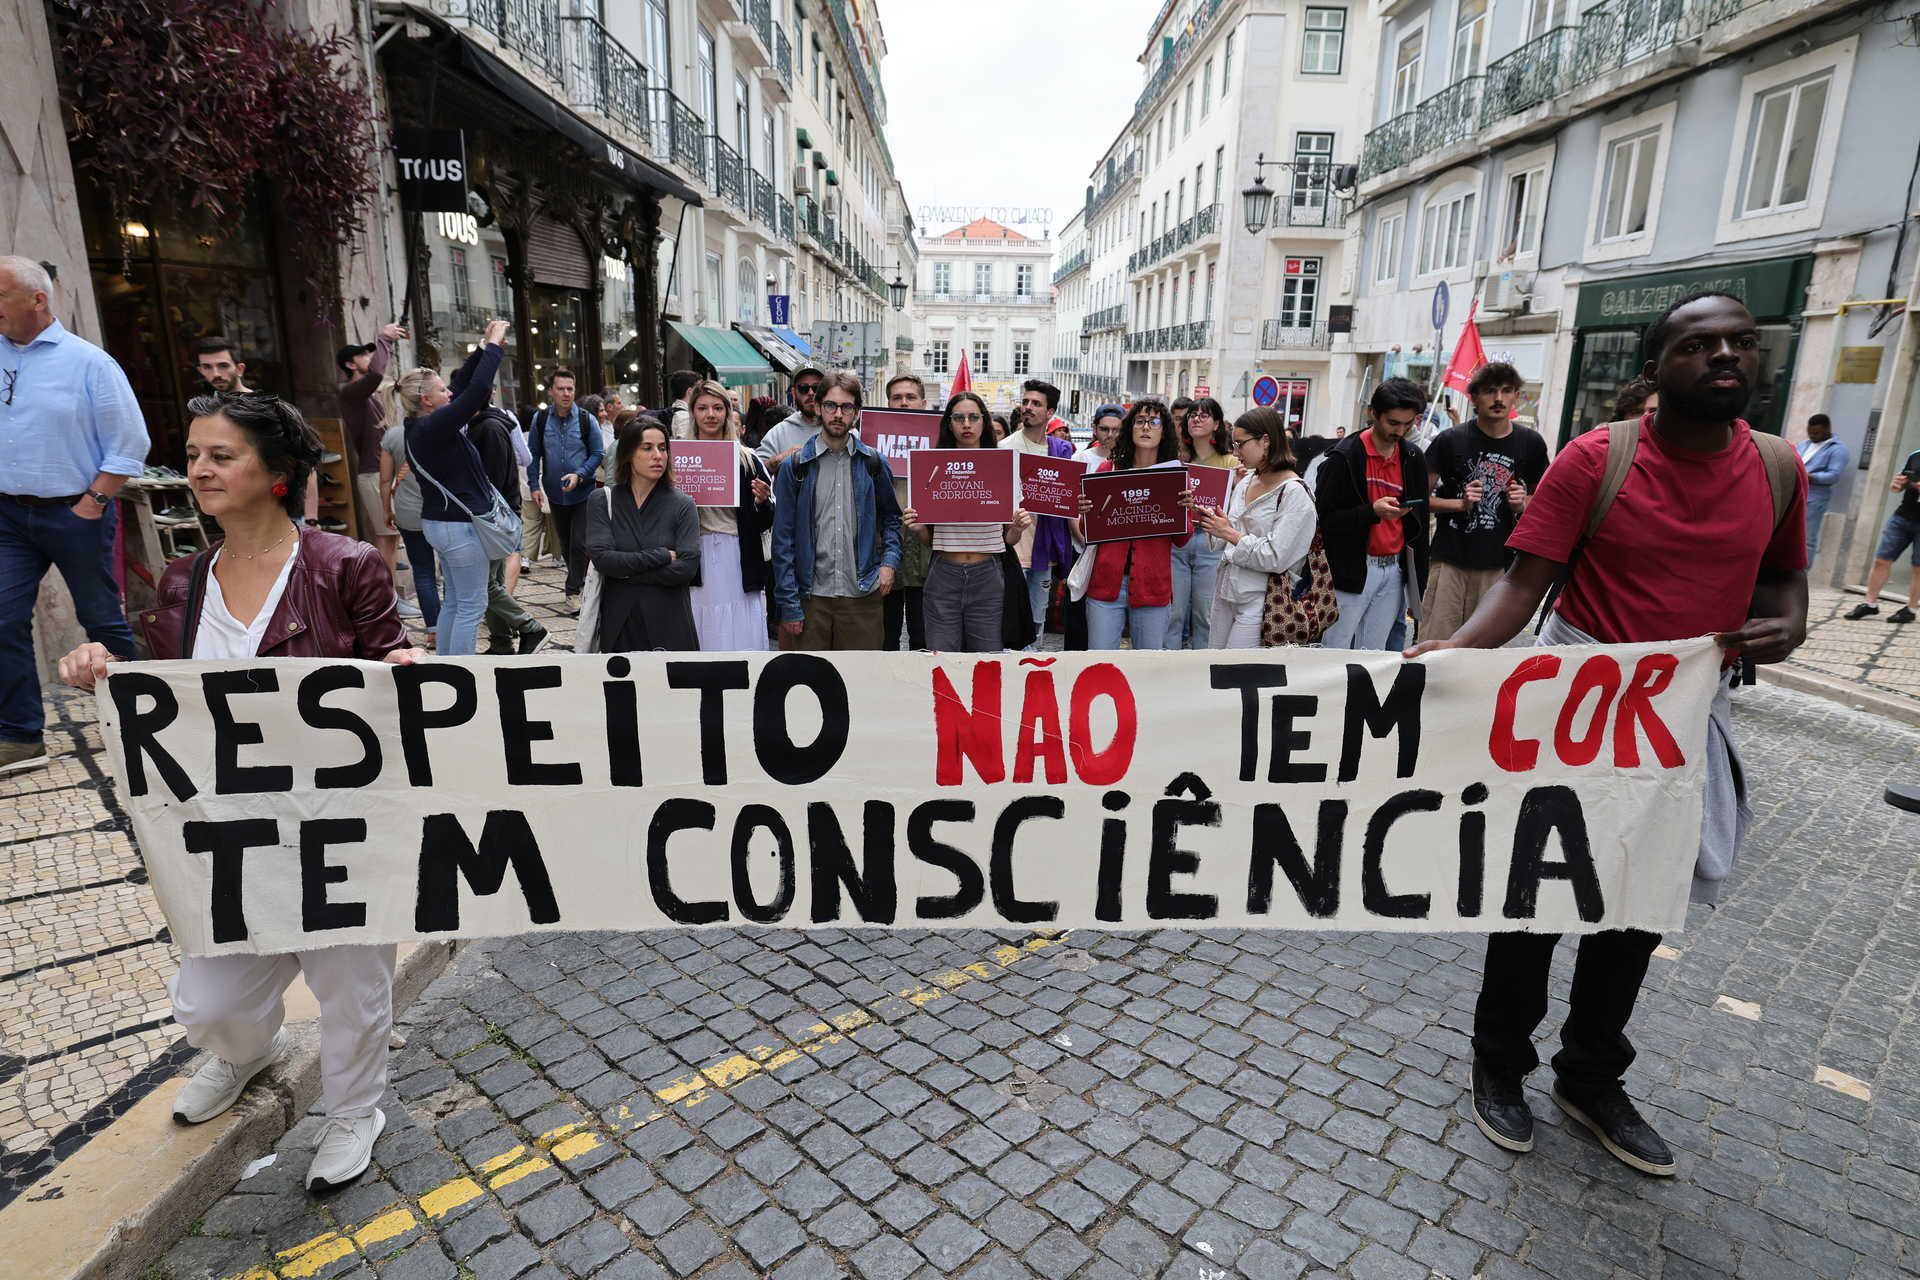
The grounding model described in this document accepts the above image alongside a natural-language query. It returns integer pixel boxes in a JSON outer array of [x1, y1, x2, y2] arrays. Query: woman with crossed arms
[[59, 391, 425, 1192]]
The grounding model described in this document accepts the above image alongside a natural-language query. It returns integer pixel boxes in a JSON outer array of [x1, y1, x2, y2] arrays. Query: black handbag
[[999, 549, 1037, 650]]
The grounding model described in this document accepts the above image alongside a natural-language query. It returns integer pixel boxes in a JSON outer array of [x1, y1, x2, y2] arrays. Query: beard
[[1663, 377, 1752, 421]]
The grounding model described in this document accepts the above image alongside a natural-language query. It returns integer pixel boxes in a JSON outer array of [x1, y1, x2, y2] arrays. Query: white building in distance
[[911, 218, 1058, 410]]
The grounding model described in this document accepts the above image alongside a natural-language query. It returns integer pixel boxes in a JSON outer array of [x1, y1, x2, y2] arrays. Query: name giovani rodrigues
[[107, 651, 1690, 943]]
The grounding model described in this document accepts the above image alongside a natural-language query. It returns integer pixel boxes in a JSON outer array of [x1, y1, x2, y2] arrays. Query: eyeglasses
[[821, 400, 858, 416], [950, 412, 984, 424], [1, 368, 15, 406], [1134, 417, 1163, 427]]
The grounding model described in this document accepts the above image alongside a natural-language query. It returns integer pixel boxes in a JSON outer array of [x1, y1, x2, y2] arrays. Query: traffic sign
[[1194, 383, 1210, 397], [1251, 375, 1280, 407], [1431, 281, 1450, 330]]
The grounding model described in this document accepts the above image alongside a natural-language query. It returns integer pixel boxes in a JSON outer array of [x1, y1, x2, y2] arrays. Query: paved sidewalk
[[1784, 587, 1920, 705], [144, 685, 1920, 1280]]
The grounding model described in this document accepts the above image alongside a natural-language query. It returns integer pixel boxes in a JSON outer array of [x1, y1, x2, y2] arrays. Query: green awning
[[796, 127, 813, 148], [666, 321, 773, 387], [812, 152, 828, 169], [825, 170, 839, 186]]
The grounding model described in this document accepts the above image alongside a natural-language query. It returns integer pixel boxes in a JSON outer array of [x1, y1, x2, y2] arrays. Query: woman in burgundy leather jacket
[[59, 391, 423, 1193]]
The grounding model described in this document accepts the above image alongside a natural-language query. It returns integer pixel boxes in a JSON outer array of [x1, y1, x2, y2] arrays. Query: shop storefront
[[1560, 255, 1813, 445]]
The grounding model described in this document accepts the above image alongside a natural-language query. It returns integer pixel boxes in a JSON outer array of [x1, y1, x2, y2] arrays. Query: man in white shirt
[[1073, 404, 1124, 466]]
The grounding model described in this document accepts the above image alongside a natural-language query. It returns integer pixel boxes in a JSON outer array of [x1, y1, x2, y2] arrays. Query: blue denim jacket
[[769, 433, 903, 623]]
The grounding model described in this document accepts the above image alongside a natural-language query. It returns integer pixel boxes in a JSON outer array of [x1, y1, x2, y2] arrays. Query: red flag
[[1442, 301, 1487, 394], [950, 349, 972, 396]]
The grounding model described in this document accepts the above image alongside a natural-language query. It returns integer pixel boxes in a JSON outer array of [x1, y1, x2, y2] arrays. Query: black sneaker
[[1846, 603, 1880, 620], [1891, 607, 1916, 624], [1552, 1080, 1676, 1176], [517, 625, 550, 655], [1471, 1057, 1534, 1152], [483, 638, 514, 656]]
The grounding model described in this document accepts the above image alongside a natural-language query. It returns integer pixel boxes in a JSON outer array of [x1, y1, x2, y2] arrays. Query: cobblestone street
[[135, 683, 1920, 1280]]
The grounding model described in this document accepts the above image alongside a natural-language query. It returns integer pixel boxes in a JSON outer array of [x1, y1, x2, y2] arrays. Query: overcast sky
[[878, 0, 1164, 257]]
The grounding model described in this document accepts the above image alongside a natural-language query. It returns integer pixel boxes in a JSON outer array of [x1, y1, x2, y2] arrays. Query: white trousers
[[1209, 588, 1265, 649], [169, 944, 397, 1117]]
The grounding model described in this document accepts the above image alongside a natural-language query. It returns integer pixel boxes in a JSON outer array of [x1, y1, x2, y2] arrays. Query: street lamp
[[1079, 329, 1092, 355], [887, 262, 908, 311], [1241, 153, 1280, 234]]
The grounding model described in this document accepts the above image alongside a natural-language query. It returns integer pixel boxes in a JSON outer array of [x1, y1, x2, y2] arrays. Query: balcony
[[913, 292, 1050, 306], [1083, 373, 1123, 396], [708, 135, 746, 211], [1569, 0, 1688, 84], [1124, 321, 1213, 354], [750, 169, 778, 231], [559, 16, 646, 137], [797, 193, 822, 241], [1054, 357, 1080, 373], [1480, 26, 1575, 127], [1360, 112, 1416, 181], [775, 24, 793, 90], [1128, 203, 1222, 276], [1260, 320, 1333, 351], [1053, 251, 1088, 283], [896, 335, 914, 353], [1083, 304, 1126, 333], [778, 195, 795, 241], [1132, 0, 1227, 122], [1414, 76, 1485, 157], [1086, 153, 1140, 220], [652, 89, 706, 180]]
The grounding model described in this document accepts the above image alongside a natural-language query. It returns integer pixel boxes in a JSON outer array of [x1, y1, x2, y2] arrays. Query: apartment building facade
[[911, 219, 1058, 410]]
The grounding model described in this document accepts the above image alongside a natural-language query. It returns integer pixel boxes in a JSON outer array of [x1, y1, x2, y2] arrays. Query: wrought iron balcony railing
[[708, 135, 746, 210], [1414, 76, 1485, 157], [778, 195, 795, 241], [1086, 153, 1139, 220], [559, 15, 647, 139], [1128, 204, 1221, 275], [750, 170, 777, 228], [1569, 0, 1686, 85], [775, 24, 793, 87], [1480, 26, 1575, 126], [1260, 320, 1332, 350], [1360, 112, 1416, 181], [1132, 0, 1227, 122], [1053, 251, 1088, 283], [749, 0, 774, 53], [1124, 321, 1213, 353], [1083, 304, 1126, 333], [913, 292, 1050, 306], [448, 0, 562, 77]]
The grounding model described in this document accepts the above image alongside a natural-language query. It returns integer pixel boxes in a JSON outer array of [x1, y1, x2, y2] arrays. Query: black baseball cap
[[336, 342, 376, 370]]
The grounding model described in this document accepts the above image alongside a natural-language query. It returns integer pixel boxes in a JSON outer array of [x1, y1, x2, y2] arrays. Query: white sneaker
[[173, 1029, 285, 1123], [395, 598, 423, 619], [307, 1108, 385, 1190]]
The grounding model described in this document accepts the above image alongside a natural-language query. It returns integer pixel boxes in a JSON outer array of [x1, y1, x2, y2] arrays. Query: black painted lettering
[[808, 801, 899, 924], [1209, 665, 1290, 781], [1269, 694, 1326, 784], [730, 804, 796, 925], [1247, 800, 1345, 917], [182, 818, 279, 943], [415, 810, 561, 932], [1147, 774, 1220, 920], [1363, 789, 1440, 918], [753, 655, 849, 785], [1503, 785, 1603, 922], [645, 798, 727, 924], [990, 796, 1062, 923], [908, 800, 984, 919], [1096, 791, 1130, 922], [603, 658, 643, 787], [1339, 663, 1426, 782], [300, 818, 367, 932], [298, 666, 382, 789], [1458, 782, 1490, 917], [109, 671, 195, 800], [496, 666, 582, 786], [668, 660, 749, 785], [202, 669, 292, 795], [393, 665, 478, 786]]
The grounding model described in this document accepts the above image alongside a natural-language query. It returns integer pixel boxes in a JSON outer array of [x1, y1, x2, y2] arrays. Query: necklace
[[225, 523, 299, 562]]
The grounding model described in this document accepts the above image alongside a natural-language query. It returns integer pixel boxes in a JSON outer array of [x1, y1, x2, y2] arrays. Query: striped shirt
[[932, 522, 1006, 554]]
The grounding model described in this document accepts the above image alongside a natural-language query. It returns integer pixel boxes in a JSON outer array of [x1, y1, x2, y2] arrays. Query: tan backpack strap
[[1749, 430, 1799, 530], [1585, 418, 1640, 543]]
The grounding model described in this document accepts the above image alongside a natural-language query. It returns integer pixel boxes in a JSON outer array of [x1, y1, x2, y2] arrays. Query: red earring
[[271, 482, 289, 497]]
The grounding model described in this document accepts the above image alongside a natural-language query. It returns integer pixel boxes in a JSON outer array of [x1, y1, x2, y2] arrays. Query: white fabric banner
[[99, 642, 1723, 956]]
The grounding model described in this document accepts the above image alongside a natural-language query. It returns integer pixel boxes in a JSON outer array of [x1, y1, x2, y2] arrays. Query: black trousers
[[1472, 929, 1661, 1089], [546, 499, 590, 596], [884, 585, 926, 651]]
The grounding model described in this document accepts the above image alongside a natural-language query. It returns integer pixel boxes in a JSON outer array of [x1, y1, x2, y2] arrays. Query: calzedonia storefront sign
[[1574, 255, 1812, 329], [395, 129, 469, 213]]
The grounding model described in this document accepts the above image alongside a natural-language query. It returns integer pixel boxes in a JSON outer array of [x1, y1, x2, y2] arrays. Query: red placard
[[670, 440, 740, 507], [1018, 453, 1087, 519], [860, 408, 942, 478], [909, 448, 1015, 524], [1185, 463, 1233, 513], [1082, 466, 1191, 543]]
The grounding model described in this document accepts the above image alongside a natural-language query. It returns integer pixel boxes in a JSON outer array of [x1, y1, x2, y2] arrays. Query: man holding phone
[[1846, 446, 1920, 622], [1316, 377, 1431, 648]]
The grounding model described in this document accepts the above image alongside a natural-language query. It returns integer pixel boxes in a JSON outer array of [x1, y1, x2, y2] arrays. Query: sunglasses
[[795, 383, 822, 395]]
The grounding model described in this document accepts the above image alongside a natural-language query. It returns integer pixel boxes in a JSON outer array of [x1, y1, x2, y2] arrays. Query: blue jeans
[[399, 527, 440, 629], [1086, 578, 1172, 650], [1323, 559, 1404, 650], [1, 499, 137, 742], [1805, 485, 1833, 562], [1874, 509, 1920, 565], [423, 519, 488, 656], [1165, 537, 1220, 649], [1024, 566, 1055, 652]]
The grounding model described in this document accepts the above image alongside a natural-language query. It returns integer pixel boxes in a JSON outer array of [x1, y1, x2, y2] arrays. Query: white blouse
[[1211, 476, 1317, 606], [192, 542, 300, 661]]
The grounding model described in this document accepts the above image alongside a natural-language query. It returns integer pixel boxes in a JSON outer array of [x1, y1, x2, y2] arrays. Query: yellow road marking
[[1714, 995, 1762, 1021], [1815, 1065, 1871, 1100], [219, 929, 1063, 1279]]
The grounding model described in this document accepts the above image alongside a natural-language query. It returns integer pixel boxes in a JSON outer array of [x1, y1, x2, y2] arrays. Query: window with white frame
[[1303, 8, 1347, 74], [1202, 59, 1213, 114], [972, 340, 991, 373], [1392, 29, 1424, 115], [449, 247, 470, 310], [1500, 167, 1545, 258], [929, 340, 950, 374], [1293, 132, 1334, 210], [491, 255, 511, 311], [1373, 211, 1404, 284], [1187, 269, 1197, 320], [1013, 341, 1032, 375], [1183, 83, 1195, 135], [1599, 129, 1659, 241], [1418, 188, 1475, 274], [1527, 0, 1573, 36], [1177, 179, 1187, 223], [1204, 262, 1216, 320], [1223, 32, 1234, 92], [1740, 73, 1830, 217], [1453, 0, 1487, 80], [933, 261, 952, 295], [974, 262, 993, 297], [1214, 147, 1225, 202], [1278, 258, 1321, 326], [1016, 263, 1035, 297]]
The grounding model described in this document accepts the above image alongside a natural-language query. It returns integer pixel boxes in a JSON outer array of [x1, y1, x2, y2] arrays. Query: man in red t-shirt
[[1408, 292, 1808, 1178]]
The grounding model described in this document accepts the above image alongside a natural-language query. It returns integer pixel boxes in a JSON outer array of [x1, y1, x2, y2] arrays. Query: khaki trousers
[[1420, 561, 1506, 642]]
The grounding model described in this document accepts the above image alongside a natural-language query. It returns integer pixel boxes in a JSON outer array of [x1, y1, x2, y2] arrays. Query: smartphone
[[1400, 497, 1426, 508]]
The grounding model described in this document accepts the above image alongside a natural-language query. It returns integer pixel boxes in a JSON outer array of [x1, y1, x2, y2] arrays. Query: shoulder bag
[[410, 445, 523, 562], [1258, 480, 1339, 647], [574, 487, 615, 654]]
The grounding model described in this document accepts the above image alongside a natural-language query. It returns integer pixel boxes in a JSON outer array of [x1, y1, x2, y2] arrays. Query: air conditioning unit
[[793, 168, 813, 196], [1482, 268, 1536, 314]]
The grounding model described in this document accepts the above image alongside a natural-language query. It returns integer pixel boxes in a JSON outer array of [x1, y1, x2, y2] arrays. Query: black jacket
[[1315, 431, 1430, 596], [466, 406, 522, 507]]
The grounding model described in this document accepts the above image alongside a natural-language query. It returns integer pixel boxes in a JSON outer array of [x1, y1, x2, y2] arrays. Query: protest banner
[[1186, 464, 1232, 513], [1082, 466, 1191, 542], [910, 449, 1016, 525], [669, 441, 740, 507], [859, 409, 941, 479], [1019, 454, 1087, 519], [100, 642, 1721, 956]]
